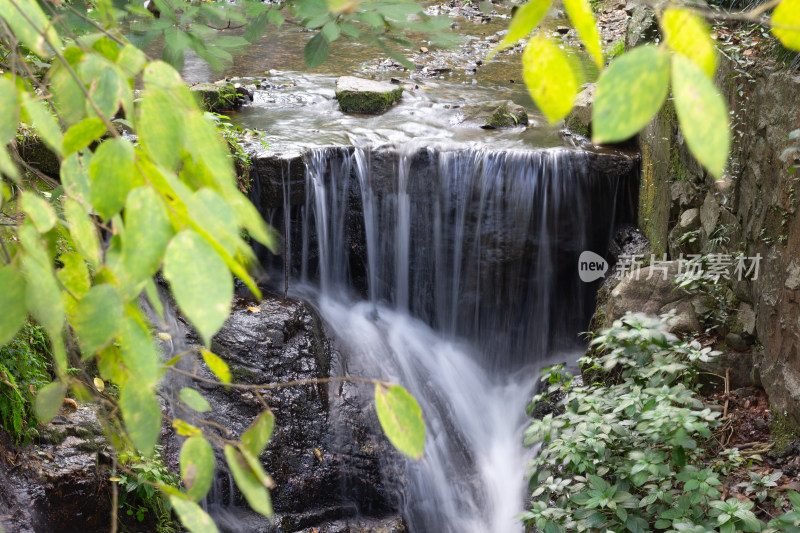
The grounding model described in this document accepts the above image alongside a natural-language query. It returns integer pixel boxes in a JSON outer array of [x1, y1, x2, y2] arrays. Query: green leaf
[[89, 138, 135, 220], [34, 381, 68, 424], [138, 88, 182, 170], [163, 230, 233, 346], [772, 0, 800, 52], [0, 78, 19, 145], [0, 266, 27, 346], [61, 153, 92, 203], [63, 197, 101, 268], [119, 315, 161, 388], [120, 380, 162, 456], [224, 445, 273, 517], [522, 35, 579, 123], [241, 410, 274, 458], [180, 435, 215, 502], [118, 44, 147, 77], [662, 8, 717, 78], [20, 192, 56, 233], [671, 55, 730, 178], [0, 0, 62, 57], [563, 0, 603, 68], [168, 496, 220, 533], [180, 388, 212, 413], [374, 384, 425, 460], [63, 118, 107, 155], [122, 186, 173, 284], [489, 0, 552, 58], [321, 21, 341, 42], [201, 349, 231, 383], [22, 94, 63, 156], [0, 146, 18, 182], [304, 32, 329, 68], [20, 238, 64, 337], [592, 45, 670, 144], [57, 252, 90, 316], [73, 284, 122, 355]]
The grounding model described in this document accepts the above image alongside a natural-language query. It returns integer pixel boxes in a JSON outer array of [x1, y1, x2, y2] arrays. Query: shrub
[[521, 313, 800, 533]]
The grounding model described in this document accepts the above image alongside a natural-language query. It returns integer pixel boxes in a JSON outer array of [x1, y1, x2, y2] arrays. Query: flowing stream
[[254, 142, 636, 531]]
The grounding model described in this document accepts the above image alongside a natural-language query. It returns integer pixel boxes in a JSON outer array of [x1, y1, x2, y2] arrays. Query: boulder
[[605, 260, 701, 335], [335, 77, 403, 115], [668, 208, 701, 257], [0, 403, 114, 533], [175, 295, 404, 531], [190, 82, 242, 112], [565, 84, 594, 136], [458, 100, 529, 129]]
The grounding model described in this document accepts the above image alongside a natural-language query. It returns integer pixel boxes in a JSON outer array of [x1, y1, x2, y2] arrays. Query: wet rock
[[15, 127, 60, 178], [565, 84, 594, 137], [191, 81, 243, 112], [180, 295, 403, 531], [335, 77, 403, 115], [457, 100, 528, 129], [0, 403, 113, 533]]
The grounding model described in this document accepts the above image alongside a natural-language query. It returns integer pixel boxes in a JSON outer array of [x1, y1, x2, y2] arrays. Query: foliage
[[500, 0, 800, 179], [205, 112, 265, 192], [0, 1, 427, 531], [521, 313, 800, 533], [117, 446, 181, 533], [0, 321, 51, 443]]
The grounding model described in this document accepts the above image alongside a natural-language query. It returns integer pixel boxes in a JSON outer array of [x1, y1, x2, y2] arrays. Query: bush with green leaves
[[520, 312, 800, 533], [0, 1, 428, 531], [117, 445, 181, 533], [0, 321, 51, 443]]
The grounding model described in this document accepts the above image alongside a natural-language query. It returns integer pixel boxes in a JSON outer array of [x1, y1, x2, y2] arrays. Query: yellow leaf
[[93, 377, 105, 392], [661, 8, 717, 77], [563, 0, 603, 68], [157, 331, 172, 341], [109, 477, 121, 482], [314, 447, 323, 462], [522, 35, 580, 123], [247, 306, 261, 313], [772, 0, 800, 52]]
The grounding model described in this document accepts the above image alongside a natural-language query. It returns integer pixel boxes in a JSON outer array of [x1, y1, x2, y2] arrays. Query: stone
[[680, 208, 701, 230], [190, 81, 241, 112], [786, 261, 800, 290], [169, 295, 404, 530], [670, 181, 702, 210], [458, 100, 529, 129], [605, 260, 700, 334], [668, 208, 701, 257], [565, 84, 595, 137], [335, 76, 403, 115], [625, 0, 659, 49], [732, 302, 757, 337], [700, 192, 720, 237], [726, 332, 749, 352]]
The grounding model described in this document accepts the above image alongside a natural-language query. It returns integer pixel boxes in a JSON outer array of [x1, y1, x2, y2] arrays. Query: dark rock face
[[178, 295, 403, 532], [0, 404, 113, 533]]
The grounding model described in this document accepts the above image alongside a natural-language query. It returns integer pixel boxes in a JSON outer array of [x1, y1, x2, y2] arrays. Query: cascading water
[[255, 141, 637, 532]]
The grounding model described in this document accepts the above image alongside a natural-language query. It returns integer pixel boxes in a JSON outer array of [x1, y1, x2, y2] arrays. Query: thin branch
[[169, 366, 390, 390]]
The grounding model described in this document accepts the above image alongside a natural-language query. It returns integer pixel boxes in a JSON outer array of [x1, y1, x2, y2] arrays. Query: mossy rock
[[16, 127, 60, 177], [190, 82, 240, 112], [335, 76, 403, 115], [459, 100, 529, 129]]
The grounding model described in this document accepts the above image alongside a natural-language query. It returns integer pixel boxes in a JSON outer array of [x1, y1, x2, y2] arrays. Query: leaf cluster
[[522, 312, 800, 533]]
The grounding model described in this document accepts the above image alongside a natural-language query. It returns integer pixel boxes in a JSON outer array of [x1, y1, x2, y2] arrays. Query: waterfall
[[257, 142, 637, 532]]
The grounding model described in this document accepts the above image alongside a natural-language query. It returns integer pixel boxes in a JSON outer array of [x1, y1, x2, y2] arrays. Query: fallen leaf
[[247, 306, 261, 313], [93, 377, 105, 392]]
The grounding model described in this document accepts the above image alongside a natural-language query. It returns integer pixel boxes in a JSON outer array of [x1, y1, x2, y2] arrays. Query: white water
[[262, 142, 635, 532]]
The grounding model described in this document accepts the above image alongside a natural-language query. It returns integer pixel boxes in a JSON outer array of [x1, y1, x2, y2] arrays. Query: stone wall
[[636, 53, 800, 423]]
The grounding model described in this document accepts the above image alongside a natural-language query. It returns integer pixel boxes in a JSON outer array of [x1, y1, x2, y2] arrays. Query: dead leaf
[[247, 306, 261, 313]]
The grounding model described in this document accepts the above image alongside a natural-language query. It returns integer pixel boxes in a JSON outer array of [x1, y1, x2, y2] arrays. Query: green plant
[[0, 321, 51, 443], [205, 112, 266, 193], [118, 446, 181, 533], [737, 470, 783, 502], [0, 1, 429, 530]]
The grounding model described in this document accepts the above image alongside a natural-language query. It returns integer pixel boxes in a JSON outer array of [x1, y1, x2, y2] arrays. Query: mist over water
[[258, 142, 636, 531]]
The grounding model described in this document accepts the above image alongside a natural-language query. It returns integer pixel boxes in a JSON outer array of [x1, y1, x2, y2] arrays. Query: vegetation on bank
[[523, 313, 800, 533]]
